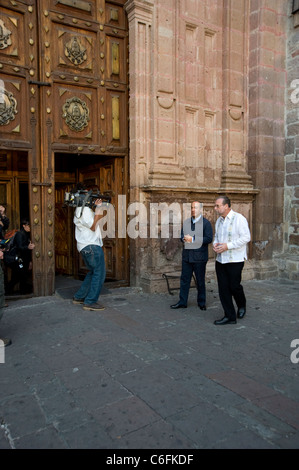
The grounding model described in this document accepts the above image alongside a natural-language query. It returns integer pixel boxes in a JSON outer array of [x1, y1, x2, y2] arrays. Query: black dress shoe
[[237, 307, 246, 319], [214, 316, 237, 325], [170, 302, 187, 309], [198, 305, 206, 310]]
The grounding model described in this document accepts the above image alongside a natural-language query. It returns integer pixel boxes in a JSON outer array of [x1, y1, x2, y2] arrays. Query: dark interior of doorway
[[54, 153, 127, 291], [4, 157, 33, 299]]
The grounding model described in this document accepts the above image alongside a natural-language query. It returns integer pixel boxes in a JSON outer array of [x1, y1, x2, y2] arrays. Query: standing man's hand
[[183, 234, 193, 243], [213, 243, 228, 253]]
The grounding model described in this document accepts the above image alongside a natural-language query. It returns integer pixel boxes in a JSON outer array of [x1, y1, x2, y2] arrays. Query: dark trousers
[[215, 261, 246, 320], [179, 260, 207, 307], [7, 262, 31, 295]]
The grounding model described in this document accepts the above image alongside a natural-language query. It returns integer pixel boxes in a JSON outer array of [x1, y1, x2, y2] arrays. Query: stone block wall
[[277, 3, 299, 280], [248, 0, 287, 278], [125, 0, 297, 291]]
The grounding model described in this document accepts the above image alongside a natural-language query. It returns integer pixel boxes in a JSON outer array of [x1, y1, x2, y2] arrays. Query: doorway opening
[[0, 151, 33, 297], [54, 152, 129, 289]]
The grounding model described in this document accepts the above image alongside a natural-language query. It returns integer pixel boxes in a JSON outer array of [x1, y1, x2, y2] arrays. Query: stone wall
[[125, 0, 296, 292], [276, 3, 299, 280], [247, 0, 287, 279]]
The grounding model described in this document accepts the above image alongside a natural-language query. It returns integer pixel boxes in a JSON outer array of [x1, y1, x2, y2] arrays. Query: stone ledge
[[275, 253, 299, 281]]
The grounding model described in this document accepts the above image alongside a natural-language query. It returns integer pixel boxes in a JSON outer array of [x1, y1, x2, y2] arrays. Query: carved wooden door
[[55, 183, 75, 275], [0, 0, 129, 294]]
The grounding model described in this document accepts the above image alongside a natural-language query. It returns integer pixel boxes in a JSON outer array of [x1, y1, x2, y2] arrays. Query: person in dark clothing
[[170, 201, 213, 310], [0, 205, 9, 240], [0, 250, 11, 347], [6, 219, 35, 295]]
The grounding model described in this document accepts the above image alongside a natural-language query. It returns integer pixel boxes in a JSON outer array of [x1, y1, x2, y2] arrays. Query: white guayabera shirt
[[214, 209, 251, 263]]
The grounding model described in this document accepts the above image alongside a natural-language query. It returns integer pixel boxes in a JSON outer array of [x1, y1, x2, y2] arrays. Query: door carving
[[0, 0, 129, 294]]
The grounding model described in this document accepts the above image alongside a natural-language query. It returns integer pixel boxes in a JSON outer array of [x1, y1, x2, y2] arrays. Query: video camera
[[64, 188, 111, 209]]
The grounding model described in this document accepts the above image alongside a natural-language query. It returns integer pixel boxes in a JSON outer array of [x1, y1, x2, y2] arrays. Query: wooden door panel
[[55, 184, 74, 275], [105, 34, 127, 84], [53, 83, 97, 143], [105, 2, 127, 28], [106, 89, 127, 148], [0, 75, 28, 142], [50, 21, 97, 76], [0, 5, 26, 67], [49, 0, 97, 19]]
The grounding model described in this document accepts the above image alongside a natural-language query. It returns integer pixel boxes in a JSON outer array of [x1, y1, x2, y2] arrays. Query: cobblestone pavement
[[0, 277, 299, 449]]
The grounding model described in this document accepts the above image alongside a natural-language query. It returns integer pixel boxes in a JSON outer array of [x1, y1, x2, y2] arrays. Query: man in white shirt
[[73, 191, 106, 311], [213, 195, 251, 325]]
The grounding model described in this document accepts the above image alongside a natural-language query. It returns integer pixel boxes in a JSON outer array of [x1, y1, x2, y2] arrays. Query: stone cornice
[[124, 0, 154, 22], [140, 186, 259, 195]]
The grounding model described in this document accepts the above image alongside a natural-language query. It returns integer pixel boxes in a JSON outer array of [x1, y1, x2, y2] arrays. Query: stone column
[[221, 0, 253, 190], [125, 0, 154, 285], [125, 0, 154, 193], [248, 0, 287, 278]]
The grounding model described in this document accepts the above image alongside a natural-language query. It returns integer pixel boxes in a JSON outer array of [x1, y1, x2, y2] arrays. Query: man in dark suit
[[171, 201, 213, 310]]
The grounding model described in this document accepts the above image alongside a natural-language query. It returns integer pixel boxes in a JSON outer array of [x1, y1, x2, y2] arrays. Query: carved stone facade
[[0, 0, 297, 296], [125, 0, 297, 292]]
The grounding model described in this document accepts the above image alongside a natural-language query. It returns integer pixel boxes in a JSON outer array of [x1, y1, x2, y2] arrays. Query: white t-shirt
[[74, 206, 103, 252]]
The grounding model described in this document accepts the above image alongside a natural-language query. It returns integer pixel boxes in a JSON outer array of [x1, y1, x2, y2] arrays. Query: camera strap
[[78, 190, 92, 218]]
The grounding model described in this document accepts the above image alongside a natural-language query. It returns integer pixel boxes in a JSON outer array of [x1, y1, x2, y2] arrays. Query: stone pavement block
[[212, 428, 275, 449], [178, 373, 246, 409], [77, 341, 145, 376], [0, 427, 11, 449], [50, 409, 93, 433], [54, 361, 111, 390], [117, 364, 201, 419], [273, 431, 299, 449], [91, 396, 161, 439], [13, 426, 66, 449], [35, 345, 91, 372], [253, 394, 299, 431], [25, 372, 69, 399], [208, 370, 278, 400], [1, 395, 47, 439], [61, 418, 115, 449], [235, 401, 296, 438], [70, 378, 132, 412], [166, 401, 243, 448], [113, 420, 193, 449], [38, 390, 81, 420], [166, 402, 275, 449]]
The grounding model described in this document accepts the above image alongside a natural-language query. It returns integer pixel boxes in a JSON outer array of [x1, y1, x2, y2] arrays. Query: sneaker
[[73, 297, 85, 305], [0, 337, 12, 347], [83, 302, 105, 311]]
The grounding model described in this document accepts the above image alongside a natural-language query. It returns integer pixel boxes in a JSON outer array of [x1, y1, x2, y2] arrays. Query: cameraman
[[72, 191, 106, 311], [0, 205, 9, 240]]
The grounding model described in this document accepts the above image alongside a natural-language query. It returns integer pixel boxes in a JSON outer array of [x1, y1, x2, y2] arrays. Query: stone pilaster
[[125, 0, 154, 191], [221, 0, 253, 190]]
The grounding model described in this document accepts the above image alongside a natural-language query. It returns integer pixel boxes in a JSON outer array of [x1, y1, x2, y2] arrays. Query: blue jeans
[[74, 245, 106, 305]]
